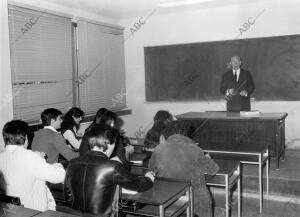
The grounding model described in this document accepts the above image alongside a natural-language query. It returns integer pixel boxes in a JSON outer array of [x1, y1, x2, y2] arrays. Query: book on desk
[[240, 110, 260, 117]]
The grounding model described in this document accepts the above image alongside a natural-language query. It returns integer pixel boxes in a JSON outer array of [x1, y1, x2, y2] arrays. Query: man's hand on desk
[[239, 90, 248, 97], [227, 88, 235, 96], [145, 171, 155, 182]]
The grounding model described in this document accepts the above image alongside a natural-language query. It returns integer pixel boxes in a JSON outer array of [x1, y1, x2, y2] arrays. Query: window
[[8, 5, 127, 123], [75, 20, 126, 115], [8, 5, 73, 123]]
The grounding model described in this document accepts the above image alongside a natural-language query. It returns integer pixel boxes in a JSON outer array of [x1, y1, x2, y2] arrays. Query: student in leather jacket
[[79, 109, 133, 169], [65, 124, 154, 216]]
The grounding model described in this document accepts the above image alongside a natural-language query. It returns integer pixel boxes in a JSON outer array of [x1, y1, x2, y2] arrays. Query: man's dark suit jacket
[[220, 69, 255, 112]]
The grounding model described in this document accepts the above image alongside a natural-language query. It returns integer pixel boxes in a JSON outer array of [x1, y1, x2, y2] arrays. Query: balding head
[[230, 56, 242, 70]]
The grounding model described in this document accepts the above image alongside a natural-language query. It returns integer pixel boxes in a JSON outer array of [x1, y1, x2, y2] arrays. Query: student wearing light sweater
[[60, 107, 84, 150], [32, 108, 79, 164], [0, 120, 65, 211]]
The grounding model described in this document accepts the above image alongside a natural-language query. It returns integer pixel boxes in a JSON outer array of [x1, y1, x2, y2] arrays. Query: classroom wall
[[2, 0, 300, 149], [119, 0, 300, 149], [0, 0, 13, 150], [0, 0, 120, 150]]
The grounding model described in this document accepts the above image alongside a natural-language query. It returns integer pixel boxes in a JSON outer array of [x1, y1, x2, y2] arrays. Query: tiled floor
[[212, 149, 300, 217], [213, 193, 300, 217]]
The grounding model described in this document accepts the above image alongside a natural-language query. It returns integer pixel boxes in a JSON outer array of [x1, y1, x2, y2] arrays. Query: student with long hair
[[65, 124, 154, 216], [61, 107, 84, 150], [79, 109, 133, 169], [79, 108, 109, 156], [144, 110, 173, 150]]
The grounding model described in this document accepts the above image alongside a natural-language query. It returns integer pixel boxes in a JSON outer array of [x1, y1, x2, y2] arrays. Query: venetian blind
[[8, 5, 73, 123], [76, 20, 126, 115]]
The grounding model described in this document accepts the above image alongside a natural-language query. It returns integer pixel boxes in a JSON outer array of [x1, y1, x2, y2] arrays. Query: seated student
[[149, 126, 219, 217], [79, 107, 108, 156], [65, 124, 154, 216], [79, 109, 133, 169], [0, 120, 65, 211], [32, 108, 79, 163], [144, 110, 173, 150], [0, 171, 6, 195], [61, 107, 84, 150], [0, 171, 6, 209]]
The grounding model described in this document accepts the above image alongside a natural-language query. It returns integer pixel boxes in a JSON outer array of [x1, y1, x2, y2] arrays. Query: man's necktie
[[234, 71, 237, 82]]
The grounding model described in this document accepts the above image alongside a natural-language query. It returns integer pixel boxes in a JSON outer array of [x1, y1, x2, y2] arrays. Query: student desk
[[120, 177, 193, 217], [35, 210, 80, 216], [2, 206, 41, 217], [205, 159, 241, 217], [129, 153, 240, 217], [175, 112, 287, 169], [203, 144, 269, 213]]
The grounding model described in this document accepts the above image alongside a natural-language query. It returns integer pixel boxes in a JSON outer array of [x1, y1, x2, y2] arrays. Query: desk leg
[[186, 188, 191, 217], [189, 186, 193, 217], [159, 205, 164, 217], [259, 154, 263, 213], [266, 149, 269, 200], [225, 174, 229, 217], [237, 165, 241, 217]]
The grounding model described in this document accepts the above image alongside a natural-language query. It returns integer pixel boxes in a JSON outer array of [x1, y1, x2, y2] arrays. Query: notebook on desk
[[130, 153, 147, 165]]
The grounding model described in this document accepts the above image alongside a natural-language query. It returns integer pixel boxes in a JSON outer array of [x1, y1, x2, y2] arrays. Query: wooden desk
[[176, 111, 287, 169], [35, 210, 80, 216], [120, 177, 192, 217], [2, 206, 41, 217], [206, 159, 241, 217]]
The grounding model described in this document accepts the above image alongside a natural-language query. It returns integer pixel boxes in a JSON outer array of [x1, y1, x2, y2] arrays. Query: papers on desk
[[121, 188, 138, 195], [240, 110, 260, 117], [130, 160, 143, 165]]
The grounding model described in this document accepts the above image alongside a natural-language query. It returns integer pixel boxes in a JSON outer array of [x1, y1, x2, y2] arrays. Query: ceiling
[[21, 0, 283, 19]]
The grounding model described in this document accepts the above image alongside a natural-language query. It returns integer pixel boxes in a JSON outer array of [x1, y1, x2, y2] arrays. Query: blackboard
[[144, 34, 300, 101]]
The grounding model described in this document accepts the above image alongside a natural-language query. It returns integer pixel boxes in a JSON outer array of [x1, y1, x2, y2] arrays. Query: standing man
[[220, 56, 255, 111]]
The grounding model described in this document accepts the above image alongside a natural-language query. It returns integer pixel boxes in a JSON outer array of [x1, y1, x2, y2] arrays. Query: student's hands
[[111, 156, 122, 163], [38, 151, 47, 159], [240, 90, 248, 97], [228, 88, 235, 95], [205, 152, 211, 158], [145, 171, 156, 182], [125, 145, 134, 154]]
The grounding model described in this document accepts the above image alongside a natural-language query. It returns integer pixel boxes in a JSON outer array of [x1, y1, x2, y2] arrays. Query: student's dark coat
[[149, 134, 219, 217]]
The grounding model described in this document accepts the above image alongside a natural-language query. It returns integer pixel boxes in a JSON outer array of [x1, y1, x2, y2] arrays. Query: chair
[[0, 194, 21, 205]]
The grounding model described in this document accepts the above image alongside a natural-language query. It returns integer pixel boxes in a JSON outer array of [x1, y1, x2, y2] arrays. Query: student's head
[[96, 110, 117, 128], [230, 56, 242, 70], [143, 110, 173, 148], [2, 120, 29, 148], [153, 110, 173, 125], [41, 108, 63, 129], [87, 124, 118, 157], [144, 122, 168, 149], [158, 121, 191, 146], [94, 108, 108, 123], [63, 107, 84, 129]]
